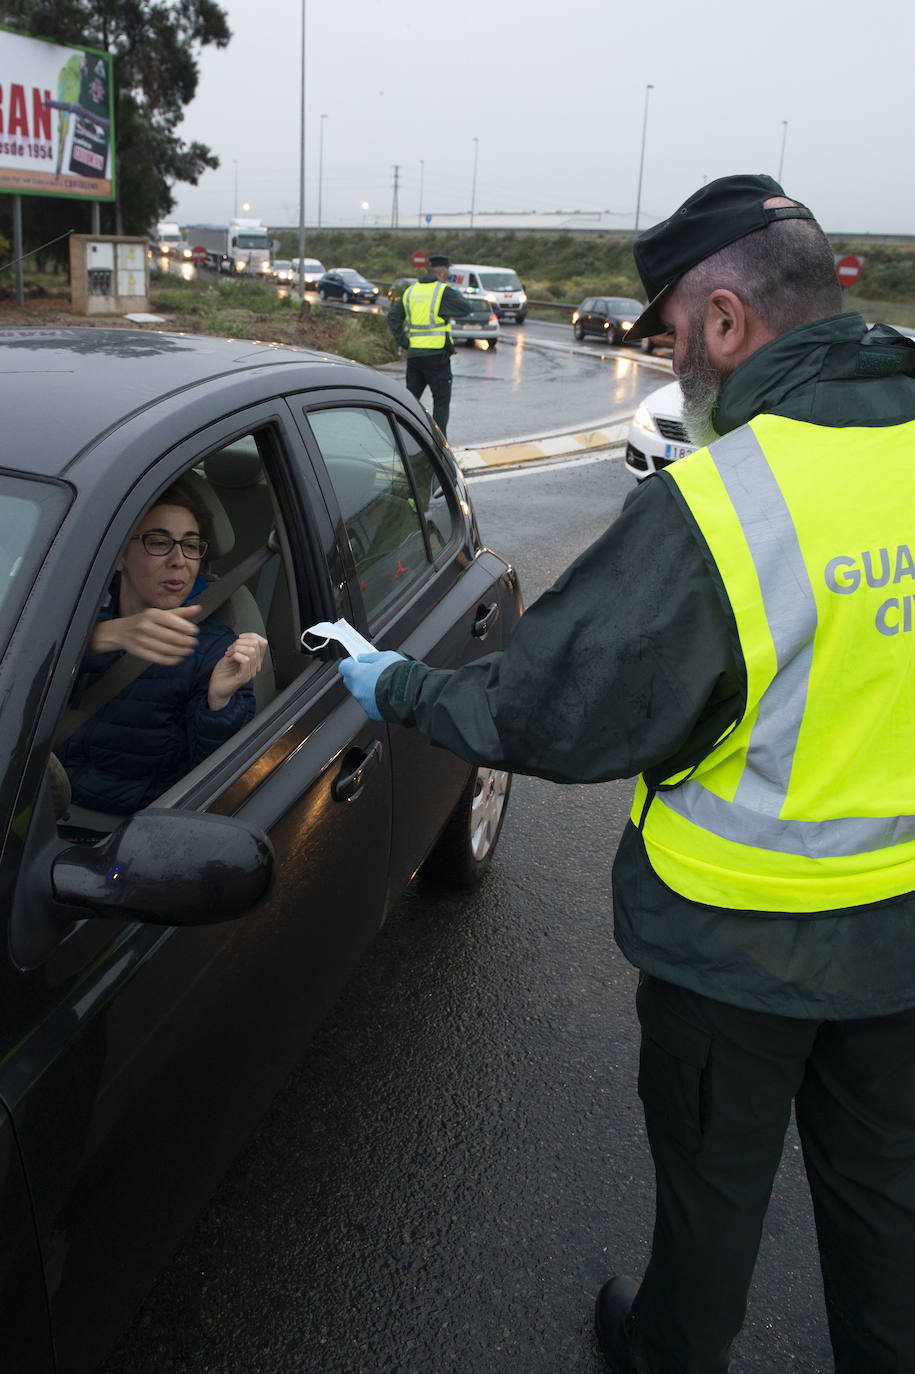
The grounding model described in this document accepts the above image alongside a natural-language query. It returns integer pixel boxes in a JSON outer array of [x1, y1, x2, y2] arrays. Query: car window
[[55, 427, 314, 824], [581, 298, 593, 312], [306, 407, 436, 624], [478, 270, 521, 291], [393, 419, 451, 557], [468, 274, 480, 289], [0, 473, 70, 653]]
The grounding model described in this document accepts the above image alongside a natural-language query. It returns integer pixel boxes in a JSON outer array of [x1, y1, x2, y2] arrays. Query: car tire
[[516, 311, 527, 324], [640, 337, 655, 354], [318, 287, 327, 300], [488, 340, 497, 350], [574, 321, 584, 341], [343, 291, 351, 303], [422, 766, 512, 888]]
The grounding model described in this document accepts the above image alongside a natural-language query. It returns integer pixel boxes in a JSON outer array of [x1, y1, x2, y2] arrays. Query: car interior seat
[[201, 445, 301, 694], [182, 466, 277, 711]]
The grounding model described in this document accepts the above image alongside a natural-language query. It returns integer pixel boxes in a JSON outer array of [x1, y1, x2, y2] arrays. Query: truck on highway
[[185, 219, 272, 276], [153, 221, 190, 259]]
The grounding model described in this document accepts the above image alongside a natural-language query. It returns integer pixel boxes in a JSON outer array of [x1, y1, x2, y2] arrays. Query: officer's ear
[[704, 289, 772, 370]]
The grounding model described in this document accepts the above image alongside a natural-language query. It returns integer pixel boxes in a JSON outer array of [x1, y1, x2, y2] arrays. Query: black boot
[[594, 1274, 640, 1372]]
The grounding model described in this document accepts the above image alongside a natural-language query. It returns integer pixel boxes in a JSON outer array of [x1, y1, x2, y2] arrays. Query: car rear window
[[0, 473, 70, 653]]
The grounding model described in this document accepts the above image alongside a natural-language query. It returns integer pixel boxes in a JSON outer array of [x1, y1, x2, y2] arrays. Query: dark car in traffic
[[317, 268, 380, 303], [0, 327, 522, 1372], [572, 296, 645, 346]]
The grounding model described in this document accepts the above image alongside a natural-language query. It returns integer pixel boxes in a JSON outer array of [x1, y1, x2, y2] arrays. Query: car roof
[[0, 327, 388, 478]]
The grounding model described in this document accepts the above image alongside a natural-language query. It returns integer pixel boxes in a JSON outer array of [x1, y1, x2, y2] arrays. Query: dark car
[[0, 327, 521, 1373], [387, 275, 417, 301], [317, 268, 379, 303], [450, 297, 500, 348], [572, 296, 645, 346]]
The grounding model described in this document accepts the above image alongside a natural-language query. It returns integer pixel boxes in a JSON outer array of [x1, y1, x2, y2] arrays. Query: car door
[[289, 393, 520, 900], [588, 299, 609, 338], [0, 401, 394, 1373]]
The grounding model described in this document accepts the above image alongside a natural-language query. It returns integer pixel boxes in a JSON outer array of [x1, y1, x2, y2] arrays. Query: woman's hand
[[91, 605, 201, 664], [207, 633, 268, 711]]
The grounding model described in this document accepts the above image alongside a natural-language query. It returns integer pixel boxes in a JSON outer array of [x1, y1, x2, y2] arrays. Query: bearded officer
[[350, 174, 915, 1373]]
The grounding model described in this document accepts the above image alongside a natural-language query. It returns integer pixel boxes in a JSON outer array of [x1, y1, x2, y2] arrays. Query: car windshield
[[608, 298, 644, 314], [339, 270, 365, 281], [305, 261, 324, 271], [479, 271, 522, 291], [274, 261, 292, 270], [0, 475, 70, 654], [236, 233, 268, 249]]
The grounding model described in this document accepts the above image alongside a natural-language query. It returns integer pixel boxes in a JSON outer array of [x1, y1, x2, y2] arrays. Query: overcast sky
[[170, 0, 915, 237]]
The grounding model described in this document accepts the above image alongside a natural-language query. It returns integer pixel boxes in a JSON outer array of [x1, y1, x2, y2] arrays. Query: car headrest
[[180, 468, 235, 558]]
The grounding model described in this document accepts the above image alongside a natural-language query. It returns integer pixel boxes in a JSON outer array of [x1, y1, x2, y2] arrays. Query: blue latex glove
[[338, 650, 405, 720]]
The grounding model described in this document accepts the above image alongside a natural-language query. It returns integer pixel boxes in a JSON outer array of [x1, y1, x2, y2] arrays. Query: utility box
[[70, 235, 150, 315]]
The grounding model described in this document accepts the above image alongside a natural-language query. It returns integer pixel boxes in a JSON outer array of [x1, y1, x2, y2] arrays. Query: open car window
[[54, 427, 316, 827]]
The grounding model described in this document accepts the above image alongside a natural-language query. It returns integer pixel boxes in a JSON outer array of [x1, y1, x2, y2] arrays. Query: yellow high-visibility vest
[[632, 413, 915, 912], [403, 280, 450, 350]]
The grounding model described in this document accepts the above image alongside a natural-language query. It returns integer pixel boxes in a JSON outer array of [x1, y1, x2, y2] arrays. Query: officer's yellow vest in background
[[403, 281, 450, 350], [632, 413, 915, 912]]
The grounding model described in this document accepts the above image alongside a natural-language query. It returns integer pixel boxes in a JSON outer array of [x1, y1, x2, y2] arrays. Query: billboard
[[0, 26, 115, 201]]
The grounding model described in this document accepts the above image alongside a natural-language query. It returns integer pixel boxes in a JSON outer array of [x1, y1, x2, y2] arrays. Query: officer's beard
[[678, 309, 725, 448]]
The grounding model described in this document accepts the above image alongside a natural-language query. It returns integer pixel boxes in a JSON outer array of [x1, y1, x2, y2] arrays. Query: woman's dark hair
[[155, 478, 210, 540]]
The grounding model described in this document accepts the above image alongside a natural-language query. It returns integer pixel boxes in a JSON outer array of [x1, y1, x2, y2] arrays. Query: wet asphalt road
[[443, 319, 669, 450], [101, 456, 833, 1374]]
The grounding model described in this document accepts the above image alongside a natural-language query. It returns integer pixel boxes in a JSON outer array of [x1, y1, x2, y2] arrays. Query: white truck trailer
[[185, 219, 272, 276]]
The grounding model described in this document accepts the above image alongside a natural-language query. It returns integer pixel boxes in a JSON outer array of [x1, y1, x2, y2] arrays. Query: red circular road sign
[[411, 249, 427, 269], [191, 245, 208, 265], [835, 253, 862, 287]]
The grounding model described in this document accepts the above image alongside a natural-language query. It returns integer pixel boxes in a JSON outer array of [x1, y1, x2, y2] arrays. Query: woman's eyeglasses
[[132, 530, 208, 560]]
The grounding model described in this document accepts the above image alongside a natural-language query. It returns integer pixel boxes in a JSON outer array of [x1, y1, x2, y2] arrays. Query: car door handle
[[471, 602, 500, 639], [332, 740, 383, 803]]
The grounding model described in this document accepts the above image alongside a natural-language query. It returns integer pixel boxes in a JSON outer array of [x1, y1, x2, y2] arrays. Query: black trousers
[[630, 974, 915, 1373], [405, 350, 453, 435]]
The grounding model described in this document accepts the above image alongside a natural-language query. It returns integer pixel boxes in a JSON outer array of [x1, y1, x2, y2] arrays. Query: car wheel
[[488, 340, 497, 350], [574, 321, 584, 341], [516, 311, 527, 324], [343, 291, 351, 303], [640, 337, 655, 354], [318, 287, 327, 300], [422, 766, 512, 888]]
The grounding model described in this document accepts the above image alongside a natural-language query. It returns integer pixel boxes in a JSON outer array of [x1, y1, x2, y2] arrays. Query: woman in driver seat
[[61, 480, 267, 814]]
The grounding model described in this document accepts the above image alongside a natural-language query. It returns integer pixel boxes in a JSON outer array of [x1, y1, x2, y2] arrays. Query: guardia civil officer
[[345, 174, 915, 1372], [387, 253, 472, 436]]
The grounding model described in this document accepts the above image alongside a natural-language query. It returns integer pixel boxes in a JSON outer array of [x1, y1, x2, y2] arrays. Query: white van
[[447, 263, 527, 323]]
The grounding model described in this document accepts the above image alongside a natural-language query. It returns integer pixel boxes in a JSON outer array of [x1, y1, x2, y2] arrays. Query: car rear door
[[290, 392, 520, 900]]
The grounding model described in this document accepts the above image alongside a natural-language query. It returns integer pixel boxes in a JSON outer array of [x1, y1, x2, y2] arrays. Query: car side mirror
[[52, 808, 273, 925]]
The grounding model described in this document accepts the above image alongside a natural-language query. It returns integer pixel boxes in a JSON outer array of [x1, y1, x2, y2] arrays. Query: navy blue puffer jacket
[[62, 581, 255, 814]]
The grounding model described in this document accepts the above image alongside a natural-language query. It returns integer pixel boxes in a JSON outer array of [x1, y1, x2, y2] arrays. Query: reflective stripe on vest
[[633, 415, 915, 912], [403, 280, 449, 349]]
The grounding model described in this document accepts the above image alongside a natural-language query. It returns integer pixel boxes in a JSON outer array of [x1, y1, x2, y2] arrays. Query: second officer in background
[[387, 253, 472, 437]]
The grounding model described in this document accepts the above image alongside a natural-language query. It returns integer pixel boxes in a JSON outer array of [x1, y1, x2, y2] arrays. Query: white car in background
[[625, 380, 695, 481]]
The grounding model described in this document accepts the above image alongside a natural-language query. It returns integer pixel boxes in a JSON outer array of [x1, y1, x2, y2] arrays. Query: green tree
[[0, 0, 231, 246]]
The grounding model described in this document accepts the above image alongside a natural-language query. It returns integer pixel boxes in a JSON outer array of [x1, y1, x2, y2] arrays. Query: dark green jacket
[[387, 272, 473, 352], [377, 312, 915, 1018]]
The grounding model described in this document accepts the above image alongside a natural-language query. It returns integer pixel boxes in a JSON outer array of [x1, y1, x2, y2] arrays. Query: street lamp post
[[318, 113, 327, 229], [297, 0, 307, 297], [634, 83, 653, 234], [470, 137, 479, 230], [778, 120, 788, 182]]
